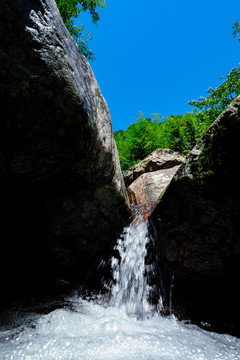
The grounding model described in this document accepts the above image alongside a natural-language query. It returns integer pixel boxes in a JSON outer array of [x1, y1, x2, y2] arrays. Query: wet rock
[[0, 0, 129, 303], [150, 95, 240, 336]]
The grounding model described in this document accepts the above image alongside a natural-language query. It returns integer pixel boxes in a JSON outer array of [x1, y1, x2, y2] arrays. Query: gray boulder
[[126, 148, 185, 186], [0, 0, 129, 302], [129, 165, 182, 205]]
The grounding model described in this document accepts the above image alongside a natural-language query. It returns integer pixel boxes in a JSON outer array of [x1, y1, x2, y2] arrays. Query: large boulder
[[128, 149, 185, 206], [150, 95, 240, 336], [129, 165, 184, 206], [0, 0, 129, 302], [125, 148, 185, 186]]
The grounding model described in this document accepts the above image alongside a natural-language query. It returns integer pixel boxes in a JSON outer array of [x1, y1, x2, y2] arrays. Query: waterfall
[[1, 203, 240, 360], [110, 218, 151, 317], [109, 197, 157, 318]]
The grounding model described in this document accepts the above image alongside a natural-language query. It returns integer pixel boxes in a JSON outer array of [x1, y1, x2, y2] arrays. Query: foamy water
[[1, 218, 240, 359], [0, 297, 239, 360]]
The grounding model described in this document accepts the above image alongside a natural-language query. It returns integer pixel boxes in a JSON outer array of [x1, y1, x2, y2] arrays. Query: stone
[[125, 148, 185, 186], [129, 165, 181, 205], [149, 95, 240, 336], [0, 0, 129, 303]]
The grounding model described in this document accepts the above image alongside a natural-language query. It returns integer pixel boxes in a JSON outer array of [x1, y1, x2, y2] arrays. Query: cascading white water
[[1, 214, 240, 359], [109, 216, 153, 317]]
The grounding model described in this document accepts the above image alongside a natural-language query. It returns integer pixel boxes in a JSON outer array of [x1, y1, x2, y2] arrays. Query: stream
[[0, 215, 240, 359]]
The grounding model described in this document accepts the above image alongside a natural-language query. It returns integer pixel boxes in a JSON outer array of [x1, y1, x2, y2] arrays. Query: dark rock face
[[0, 0, 129, 302], [150, 96, 240, 336]]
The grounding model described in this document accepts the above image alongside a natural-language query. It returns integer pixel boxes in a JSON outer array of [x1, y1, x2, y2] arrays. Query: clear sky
[[77, 0, 240, 132]]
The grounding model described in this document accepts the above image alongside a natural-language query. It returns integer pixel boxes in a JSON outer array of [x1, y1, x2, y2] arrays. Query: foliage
[[188, 65, 240, 124], [55, 0, 106, 61], [115, 64, 240, 175], [114, 111, 204, 174], [232, 20, 240, 42], [115, 21, 240, 175], [114, 113, 162, 172]]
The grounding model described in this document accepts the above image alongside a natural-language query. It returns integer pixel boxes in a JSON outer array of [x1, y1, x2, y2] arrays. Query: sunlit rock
[[129, 165, 182, 205], [127, 149, 185, 205], [125, 148, 185, 186]]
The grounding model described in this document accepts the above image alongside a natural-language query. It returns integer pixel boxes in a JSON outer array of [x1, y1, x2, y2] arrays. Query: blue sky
[[77, 0, 240, 132]]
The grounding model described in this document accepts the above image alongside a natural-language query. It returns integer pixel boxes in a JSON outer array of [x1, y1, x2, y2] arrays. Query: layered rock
[[150, 95, 240, 336], [128, 149, 185, 205], [0, 0, 129, 302]]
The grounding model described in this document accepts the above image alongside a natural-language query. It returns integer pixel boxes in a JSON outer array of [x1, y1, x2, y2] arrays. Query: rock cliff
[[150, 95, 240, 336], [0, 0, 129, 302]]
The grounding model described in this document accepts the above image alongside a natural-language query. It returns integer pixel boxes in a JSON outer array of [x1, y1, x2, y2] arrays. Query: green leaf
[[56, 0, 107, 60]]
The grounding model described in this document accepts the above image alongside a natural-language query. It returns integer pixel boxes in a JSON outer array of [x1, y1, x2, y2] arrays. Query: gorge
[[1, 210, 240, 359], [0, 0, 240, 358]]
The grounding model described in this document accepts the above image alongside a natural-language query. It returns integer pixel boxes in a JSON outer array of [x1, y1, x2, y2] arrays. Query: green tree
[[56, 0, 106, 61], [159, 112, 200, 154], [114, 112, 202, 174], [188, 65, 240, 124], [126, 114, 161, 162], [114, 113, 163, 174], [115, 21, 240, 175], [189, 22, 240, 125], [232, 20, 240, 42]]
